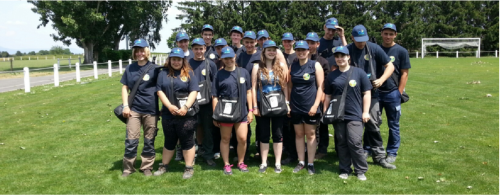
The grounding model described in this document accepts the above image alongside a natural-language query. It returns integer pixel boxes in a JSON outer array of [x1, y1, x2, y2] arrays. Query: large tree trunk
[[82, 42, 94, 64]]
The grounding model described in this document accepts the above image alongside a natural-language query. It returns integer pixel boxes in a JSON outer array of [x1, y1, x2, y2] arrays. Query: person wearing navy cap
[[305, 32, 333, 160], [288, 40, 324, 175], [213, 38, 229, 69], [323, 46, 371, 181], [201, 24, 218, 62], [251, 40, 289, 173], [176, 32, 194, 61], [347, 24, 396, 170], [154, 47, 199, 179], [319, 17, 347, 70], [212, 46, 254, 175], [188, 38, 219, 167], [281, 32, 297, 68], [378, 23, 411, 164], [120, 38, 161, 177], [229, 26, 245, 56]]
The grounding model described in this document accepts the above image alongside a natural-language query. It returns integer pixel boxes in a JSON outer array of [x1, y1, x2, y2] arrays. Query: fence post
[[93, 61, 98, 79], [29, 57, 30, 60], [21, 57, 22, 60], [24, 67, 30, 93], [108, 60, 112, 77], [456, 51, 458, 58], [496, 50, 498, 58], [416, 51, 418, 58], [46, 56, 47, 60], [79, 56, 81, 65], [128, 59, 132, 66], [53, 64, 59, 87], [57, 58, 60, 70], [68, 58, 72, 69], [10, 58, 13, 71], [76, 63, 80, 82], [37, 57, 38, 60], [436, 51, 439, 58], [119, 60, 123, 74]]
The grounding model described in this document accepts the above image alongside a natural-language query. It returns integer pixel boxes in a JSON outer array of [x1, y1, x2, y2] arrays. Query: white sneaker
[[214, 152, 220, 159], [357, 173, 367, 181], [339, 173, 349, 179]]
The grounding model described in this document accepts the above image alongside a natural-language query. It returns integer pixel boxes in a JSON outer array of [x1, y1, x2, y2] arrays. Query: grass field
[[0, 58, 498, 194]]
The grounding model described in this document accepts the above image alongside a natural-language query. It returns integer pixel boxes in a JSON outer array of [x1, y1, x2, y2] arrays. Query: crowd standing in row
[[119, 18, 411, 181]]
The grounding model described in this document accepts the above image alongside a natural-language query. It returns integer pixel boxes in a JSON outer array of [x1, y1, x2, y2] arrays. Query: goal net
[[421, 38, 481, 58]]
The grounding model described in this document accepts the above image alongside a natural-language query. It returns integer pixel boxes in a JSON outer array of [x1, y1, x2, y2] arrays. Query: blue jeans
[[379, 90, 402, 157]]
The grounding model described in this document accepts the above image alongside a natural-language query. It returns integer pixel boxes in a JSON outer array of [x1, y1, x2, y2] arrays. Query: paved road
[[0, 68, 121, 93]]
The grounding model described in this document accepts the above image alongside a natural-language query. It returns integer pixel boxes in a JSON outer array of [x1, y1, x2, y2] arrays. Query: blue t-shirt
[[211, 67, 252, 121], [237, 50, 261, 74], [256, 69, 283, 101], [379, 44, 412, 93], [283, 52, 297, 68], [156, 69, 200, 120], [205, 45, 219, 63], [324, 67, 372, 121], [184, 49, 194, 61], [120, 62, 160, 115], [188, 58, 218, 83], [347, 42, 391, 97], [290, 59, 320, 115], [318, 37, 343, 59]]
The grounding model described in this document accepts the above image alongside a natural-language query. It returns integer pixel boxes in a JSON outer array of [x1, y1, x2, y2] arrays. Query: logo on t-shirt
[[240, 77, 245, 84], [210, 53, 215, 59], [143, 74, 150, 81], [201, 69, 206, 76], [364, 54, 370, 61], [349, 80, 357, 87], [181, 76, 188, 82], [390, 56, 395, 62], [303, 73, 310, 81]]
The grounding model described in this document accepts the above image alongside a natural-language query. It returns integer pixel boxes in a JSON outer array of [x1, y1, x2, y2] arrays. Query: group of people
[[119, 18, 411, 181]]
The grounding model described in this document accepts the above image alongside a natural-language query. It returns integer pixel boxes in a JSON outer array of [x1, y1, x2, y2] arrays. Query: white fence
[[409, 50, 498, 58]]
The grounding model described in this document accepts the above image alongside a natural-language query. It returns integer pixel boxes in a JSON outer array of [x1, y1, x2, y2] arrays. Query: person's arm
[[335, 26, 347, 46], [309, 62, 324, 116], [280, 63, 290, 114], [287, 66, 293, 116], [121, 85, 131, 118], [177, 91, 198, 116], [158, 90, 178, 116], [323, 94, 331, 114], [362, 90, 371, 123], [399, 69, 409, 94], [251, 64, 260, 116], [212, 96, 220, 127], [276, 49, 286, 65], [247, 89, 254, 123], [373, 61, 395, 88]]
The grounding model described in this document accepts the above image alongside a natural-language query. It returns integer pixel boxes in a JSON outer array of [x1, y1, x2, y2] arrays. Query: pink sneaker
[[223, 164, 233, 175], [238, 162, 249, 172]]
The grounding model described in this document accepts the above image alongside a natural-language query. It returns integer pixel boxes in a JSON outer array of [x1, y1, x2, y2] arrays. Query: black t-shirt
[[324, 67, 372, 121], [379, 43, 412, 93], [236, 50, 262, 75], [184, 49, 195, 61], [156, 69, 200, 119], [318, 37, 343, 66], [211, 67, 252, 122], [283, 52, 297, 68], [290, 59, 320, 115], [233, 45, 245, 57], [120, 62, 160, 115], [204, 45, 219, 63], [311, 52, 330, 77], [188, 58, 218, 83]]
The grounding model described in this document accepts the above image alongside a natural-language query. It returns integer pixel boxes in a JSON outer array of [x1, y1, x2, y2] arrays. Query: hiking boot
[[315, 152, 327, 160], [121, 172, 132, 177], [258, 164, 267, 173], [281, 157, 296, 165], [307, 165, 315, 175], [339, 173, 349, 179], [175, 146, 184, 161], [223, 164, 233, 175], [154, 163, 168, 176], [378, 159, 396, 169], [238, 162, 249, 172], [206, 159, 216, 166], [182, 167, 194, 179], [386, 155, 397, 163], [357, 173, 367, 181], [274, 165, 283, 173], [293, 163, 304, 173], [143, 169, 152, 176]]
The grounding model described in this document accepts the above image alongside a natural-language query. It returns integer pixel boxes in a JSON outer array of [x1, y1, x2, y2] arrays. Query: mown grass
[[0, 57, 498, 194]]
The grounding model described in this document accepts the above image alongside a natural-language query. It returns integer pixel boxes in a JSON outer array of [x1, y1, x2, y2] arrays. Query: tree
[[38, 50, 50, 55], [30, 1, 172, 63], [49, 46, 65, 55], [15, 51, 23, 56], [1, 51, 10, 57], [28, 51, 36, 55], [167, 31, 179, 50]]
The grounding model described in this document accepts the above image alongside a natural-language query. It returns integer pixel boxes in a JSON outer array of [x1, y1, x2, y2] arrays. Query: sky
[[0, 0, 182, 54]]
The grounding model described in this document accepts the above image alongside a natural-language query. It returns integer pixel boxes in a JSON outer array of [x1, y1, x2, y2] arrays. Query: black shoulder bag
[[197, 59, 211, 105], [322, 68, 353, 124], [258, 68, 287, 117], [168, 74, 199, 117], [364, 43, 377, 82], [212, 68, 243, 123], [114, 62, 155, 124]]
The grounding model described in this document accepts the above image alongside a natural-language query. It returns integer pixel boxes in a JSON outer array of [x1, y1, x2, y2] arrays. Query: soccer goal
[[421, 38, 481, 58]]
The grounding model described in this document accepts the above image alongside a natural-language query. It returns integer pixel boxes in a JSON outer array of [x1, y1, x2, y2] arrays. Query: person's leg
[[304, 123, 318, 164], [179, 117, 197, 168], [282, 116, 298, 164], [235, 122, 249, 165], [246, 123, 252, 159], [333, 122, 352, 174], [220, 125, 233, 166], [154, 117, 179, 176], [346, 121, 368, 175], [122, 111, 141, 175], [294, 123, 306, 163], [212, 124, 221, 157], [316, 122, 329, 158], [272, 116, 284, 165], [257, 116, 271, 166], [364, 98, 385, 162], [381, 90, 402, 159], [139, 114, 158, 173], [199, 106, 215, 164]]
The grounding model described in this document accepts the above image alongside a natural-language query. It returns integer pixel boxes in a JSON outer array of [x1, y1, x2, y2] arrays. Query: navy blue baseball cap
[[263, 40, 278, 49], [257, 29, 270, 40], [305, 32, 320, 42], [333, 46, 349, 55], [352, 25, 369, 42], [176, 32, 189, 42], [243, 31, 256, 40], [169, 48, 184, 58], [282, 32, 294, 41], [202, 24, 214, 31], [191, 38, 205, 46], [382, 23, 397, 32], [325, 17, 338, 29], [294, 40, 309, 50], [214, 38, 228, 47], [132, 38, 149, 48], [220, 46, 236, 58], [230, 26, 244, 35]]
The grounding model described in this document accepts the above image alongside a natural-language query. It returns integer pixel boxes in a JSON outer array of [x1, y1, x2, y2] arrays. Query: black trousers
[[283, 116, 298, 160]]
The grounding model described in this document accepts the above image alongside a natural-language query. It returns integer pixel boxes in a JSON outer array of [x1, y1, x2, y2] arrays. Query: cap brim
[[282, 38, 293, 41], [325, 24, 336, 29], [382, 28, 397, 32], [353, 36, 369, 42], [305, 38, 319, 42], [176, 38, 188, 42]]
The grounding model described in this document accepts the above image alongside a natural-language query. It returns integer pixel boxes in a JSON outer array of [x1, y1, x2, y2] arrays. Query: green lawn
[[0, 57, 498, 194]]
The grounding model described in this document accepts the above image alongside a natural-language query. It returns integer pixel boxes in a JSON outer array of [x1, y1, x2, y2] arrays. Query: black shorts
[[290, 113, 320, 125]]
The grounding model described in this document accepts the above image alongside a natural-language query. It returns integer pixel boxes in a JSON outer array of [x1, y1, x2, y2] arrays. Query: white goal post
[[421, 38, 481, 58]]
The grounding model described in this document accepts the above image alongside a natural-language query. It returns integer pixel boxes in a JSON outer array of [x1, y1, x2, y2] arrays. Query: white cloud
[[5, 31, 16, 36], [6, 20, 25, 25]]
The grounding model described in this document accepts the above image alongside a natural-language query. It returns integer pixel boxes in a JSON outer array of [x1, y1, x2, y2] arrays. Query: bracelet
[[183, 105, 189, 110], [122, 104, 129, 108], [253, 106, 258, 109], [286, 101, 290, 104], [249, 109, 254, 112]]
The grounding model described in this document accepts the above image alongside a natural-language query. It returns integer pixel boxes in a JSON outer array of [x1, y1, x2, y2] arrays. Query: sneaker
[[175, 146, 184, 161], [258, 164, 267, 173], [314, 152, 327, 160], [282, 157, 296, 165], [357, 173, 367, 181], [121, 172, 132, 177], [378, 159, 397, 169], [223, 164, 233, 175], [363, 151, 369, 160], [214, 152, 221, 159], [143, 169, 152, 176], [206, 159, 216, 167], [154, 163, 168, 176], [386, 155, 397, 163], [339, 173, 349, 179], [274, 165, 283, 173], [293, 163, 304, 173], [238, 162, 249, 172], [182, 167, 194, 179], [307, 165, 315, 175]]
